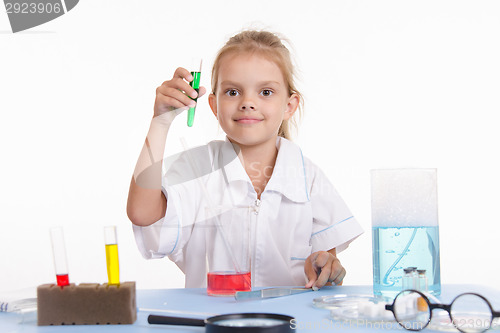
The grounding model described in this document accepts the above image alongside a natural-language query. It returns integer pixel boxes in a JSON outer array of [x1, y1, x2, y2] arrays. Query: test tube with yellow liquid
[[104, 226, 120, 285]]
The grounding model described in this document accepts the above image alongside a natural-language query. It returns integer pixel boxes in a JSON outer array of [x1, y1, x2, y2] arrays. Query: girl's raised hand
[[153, 67, 207, 118], [304, 250, 346, 290]]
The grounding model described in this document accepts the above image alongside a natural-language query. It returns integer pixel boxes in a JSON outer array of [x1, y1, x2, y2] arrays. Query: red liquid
[[56, 274, 69, 287], [207, 271, 251, 296]]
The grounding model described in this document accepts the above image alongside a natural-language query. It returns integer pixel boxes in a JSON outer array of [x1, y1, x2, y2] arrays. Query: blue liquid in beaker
[[372, 226, 441, 297]]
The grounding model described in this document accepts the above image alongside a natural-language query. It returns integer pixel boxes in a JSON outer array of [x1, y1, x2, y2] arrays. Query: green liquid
[[188, 71, 201, 127]]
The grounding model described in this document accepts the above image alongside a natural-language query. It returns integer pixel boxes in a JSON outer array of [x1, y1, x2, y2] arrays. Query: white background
[[1, 0, 499, 293]]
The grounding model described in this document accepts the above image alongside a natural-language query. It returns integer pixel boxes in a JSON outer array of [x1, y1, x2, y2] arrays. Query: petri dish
[[313, 294, 391, 310], [313, 294, 395, 323]]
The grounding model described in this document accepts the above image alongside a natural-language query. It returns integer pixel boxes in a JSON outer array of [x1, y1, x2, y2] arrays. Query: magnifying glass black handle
[[148, 314, 205, 327]]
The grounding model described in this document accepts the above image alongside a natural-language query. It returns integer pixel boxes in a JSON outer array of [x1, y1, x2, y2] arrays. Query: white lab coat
[[133, 137, 363, 287]]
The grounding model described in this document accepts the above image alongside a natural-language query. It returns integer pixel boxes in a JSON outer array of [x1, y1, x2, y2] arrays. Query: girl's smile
[[234, 116, 264, 124]]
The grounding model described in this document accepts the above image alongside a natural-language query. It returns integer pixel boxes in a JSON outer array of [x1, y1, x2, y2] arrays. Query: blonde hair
[[211, 30, 303, 140]]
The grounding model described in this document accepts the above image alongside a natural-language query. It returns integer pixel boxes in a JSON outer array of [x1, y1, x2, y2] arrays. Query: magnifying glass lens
[[214, 317, 288, 327]]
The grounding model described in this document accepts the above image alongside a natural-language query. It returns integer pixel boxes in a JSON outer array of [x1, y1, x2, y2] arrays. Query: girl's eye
[[261, 89, 273, 97], [225, 89, 239, 97]]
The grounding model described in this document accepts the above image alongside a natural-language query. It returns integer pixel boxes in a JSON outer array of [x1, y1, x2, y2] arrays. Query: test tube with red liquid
[[50, 227, 70, 287]]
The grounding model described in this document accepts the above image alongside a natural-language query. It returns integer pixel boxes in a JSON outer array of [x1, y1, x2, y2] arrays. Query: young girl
[[127, 30, 363, 289]]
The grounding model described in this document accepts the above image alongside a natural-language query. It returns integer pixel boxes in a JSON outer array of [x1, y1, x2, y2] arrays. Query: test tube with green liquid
[[187, 58, 202, 127], [104, 226, 120, 285]]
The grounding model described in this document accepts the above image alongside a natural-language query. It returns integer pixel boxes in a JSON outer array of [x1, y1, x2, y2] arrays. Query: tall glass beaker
[[371, 169, 441, 297]]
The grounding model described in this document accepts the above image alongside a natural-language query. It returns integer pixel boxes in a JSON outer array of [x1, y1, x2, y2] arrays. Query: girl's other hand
[[153, 67, 207, 118], [304, 250, 345, 290]]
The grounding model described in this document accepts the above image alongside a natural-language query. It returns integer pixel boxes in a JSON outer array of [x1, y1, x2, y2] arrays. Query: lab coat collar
[[265, 137, 309, 203], [219, 138, 252, 184], [222, 136, 309, 203]]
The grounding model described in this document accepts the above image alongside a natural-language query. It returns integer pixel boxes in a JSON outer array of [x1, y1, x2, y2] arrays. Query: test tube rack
[[37, 282, 136, 326]]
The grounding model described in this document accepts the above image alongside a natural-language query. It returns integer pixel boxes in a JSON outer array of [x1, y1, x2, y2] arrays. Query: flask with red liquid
[[205, 206, 252, 296]]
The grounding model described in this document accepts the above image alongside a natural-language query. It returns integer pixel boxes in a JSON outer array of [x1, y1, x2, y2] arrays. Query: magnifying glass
[[148, 313, 295, 332]]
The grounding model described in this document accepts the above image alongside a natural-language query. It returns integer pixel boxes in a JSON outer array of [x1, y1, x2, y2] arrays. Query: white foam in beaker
[[371, 168, 438, 227]]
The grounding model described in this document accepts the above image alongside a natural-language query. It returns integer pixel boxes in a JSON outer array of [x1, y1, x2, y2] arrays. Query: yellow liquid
[[105, 244, 120, 285]]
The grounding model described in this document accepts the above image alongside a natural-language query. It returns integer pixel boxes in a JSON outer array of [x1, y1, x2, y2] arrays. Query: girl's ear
[[283, 93, 300, 120], [208, 93, 217, 118]]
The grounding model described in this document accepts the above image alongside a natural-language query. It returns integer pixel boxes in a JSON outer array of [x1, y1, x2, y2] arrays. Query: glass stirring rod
[[104, 226, 120, 285], [50, 227, 70, 287]]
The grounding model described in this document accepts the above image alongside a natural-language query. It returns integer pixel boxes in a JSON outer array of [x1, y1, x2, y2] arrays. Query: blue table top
[[2, 284, 499, 332]]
